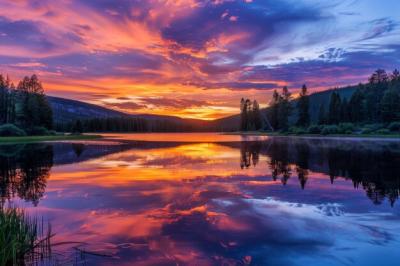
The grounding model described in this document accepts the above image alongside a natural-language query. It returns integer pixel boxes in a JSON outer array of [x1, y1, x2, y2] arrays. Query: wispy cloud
[[0, 0, 399, 119]]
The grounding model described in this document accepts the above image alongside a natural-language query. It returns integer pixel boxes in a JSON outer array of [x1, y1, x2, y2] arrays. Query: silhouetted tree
[[348, 86, 365, 123], [72, 120, 83, 134], [381, 89, 400, 122], [296, 84, 310, 127], [318, 104, 327, 125], [252, 100, 262, 130], [328, 91, 341, 124], [340, 98, 350, 122], [369, 69, 389, 84], [268, 90, 280, 130], [277, 86, 292, 130], [391, 69, 400, 81], [14, 75, 52, 129], [240, 98, 247, 131]]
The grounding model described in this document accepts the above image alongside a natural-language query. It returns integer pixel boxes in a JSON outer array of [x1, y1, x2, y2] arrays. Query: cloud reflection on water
[[1, 137, 400, 265]]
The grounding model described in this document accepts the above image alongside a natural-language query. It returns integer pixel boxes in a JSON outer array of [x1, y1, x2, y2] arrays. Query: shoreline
[[0, 134, 102, 144], [224, 131, 400, 141]]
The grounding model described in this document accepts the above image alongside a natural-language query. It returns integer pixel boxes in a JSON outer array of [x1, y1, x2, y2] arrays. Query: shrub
[[388, 122, 400, 132], [307, 125, 322, 134], [288, 127, 307, 135], [0, 124, 26, 137], [376, 128, 391, 135], [338, 123, 355, 134], [321, 125, 339, 135], [360, 123, 383, 134], [27, 126, 49, 136], [47, 130, 58, 136]]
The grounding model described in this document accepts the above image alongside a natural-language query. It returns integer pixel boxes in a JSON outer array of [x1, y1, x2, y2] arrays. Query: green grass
[[0, 134, 102, 144], [0, 207, 52, 266]]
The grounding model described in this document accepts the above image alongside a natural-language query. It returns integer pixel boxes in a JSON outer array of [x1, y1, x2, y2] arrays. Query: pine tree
[[268, 90, 280, 130], [349, 85, 366, 123], [381, 89, 400, 122], [318, 104, 326, 125], [340, 98, 350, 122], [72, 120, 83, 133], [391, 69, 400, 81], [0, 75, 7, 124], [296, 84, 310, 127], [278, 86, 292, 130], [252, 100, 262, 130], [240, 98, 247, 131], [328, 91, 341, 124], [369, 69, 389, 84], [245, 99, 252, 130]]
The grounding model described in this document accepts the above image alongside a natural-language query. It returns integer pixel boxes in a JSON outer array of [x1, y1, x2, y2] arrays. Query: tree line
[[0, 74, 53, 135], [317, 69, 400, 125], [241, 68, 400, 133], [55, 117, 212, 133]]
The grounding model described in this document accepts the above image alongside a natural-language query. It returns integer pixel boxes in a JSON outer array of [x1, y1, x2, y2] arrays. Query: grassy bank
[[0, 134, 102, 144], [225, 131, 400, 139]]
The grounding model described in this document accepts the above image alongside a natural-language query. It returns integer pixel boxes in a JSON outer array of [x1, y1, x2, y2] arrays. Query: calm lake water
[[1, 133, 400, 265]]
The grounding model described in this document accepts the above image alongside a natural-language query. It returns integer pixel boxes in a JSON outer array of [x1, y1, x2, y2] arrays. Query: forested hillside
[[239, 69, 400, 135], [213, 85, 357, 131]]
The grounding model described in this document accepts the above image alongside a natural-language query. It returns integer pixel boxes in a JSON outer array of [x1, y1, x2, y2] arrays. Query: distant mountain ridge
[[49, 96, 127, 123], [49, 84, 358, 131], [49, 96, 201, 123], [48, 96, 214, 130]]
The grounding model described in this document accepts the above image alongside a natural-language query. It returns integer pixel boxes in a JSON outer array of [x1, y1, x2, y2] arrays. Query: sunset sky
[[0, 0, 399, 120]]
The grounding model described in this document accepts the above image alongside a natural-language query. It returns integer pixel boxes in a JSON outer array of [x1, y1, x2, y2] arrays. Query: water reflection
[[0, 144, 53, 206], [1, 136, 400, 265], [0, 142, 130, 206], [237, 138, 400, 206]]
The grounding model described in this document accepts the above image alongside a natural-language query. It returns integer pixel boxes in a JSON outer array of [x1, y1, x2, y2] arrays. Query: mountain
[[48, 84, 358, 132], [48, 96, 214, 130], [48, 96, 127, 124]]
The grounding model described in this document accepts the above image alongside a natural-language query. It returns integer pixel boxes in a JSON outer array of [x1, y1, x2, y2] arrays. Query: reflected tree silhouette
[[267, 141, 292, 185], [0, 144, 53, 206], [240, 142, 260, 169], [72, 143, 85, 158], [238, 138, 400, 206]]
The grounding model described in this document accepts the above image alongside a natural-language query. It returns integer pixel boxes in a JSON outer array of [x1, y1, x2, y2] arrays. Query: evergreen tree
[[245, 99, 253, 130], [328, 91, 341, 124], [72, 120, 83, 133], [252, 100, 262, 130], [381, 89, 400, 122], [268, 90, 280, 130], [296, 84, 310, 127], [369, 69, 389, 84], [278, 86, 291, 130], [15, 75, 53, 129], [391, 69, 400, 81], [318, 104, 327, 125], [348, 86, 365, 123], [240, 98, 246, 131], [340, 98, 350, 122], [0, 75, 7, 124]]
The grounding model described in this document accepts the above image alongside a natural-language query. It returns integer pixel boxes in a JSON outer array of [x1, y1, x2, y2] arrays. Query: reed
[[0, 207, 52, 266]]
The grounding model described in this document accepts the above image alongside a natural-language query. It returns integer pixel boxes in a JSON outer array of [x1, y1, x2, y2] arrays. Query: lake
[[1, 133, 400, 265]]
